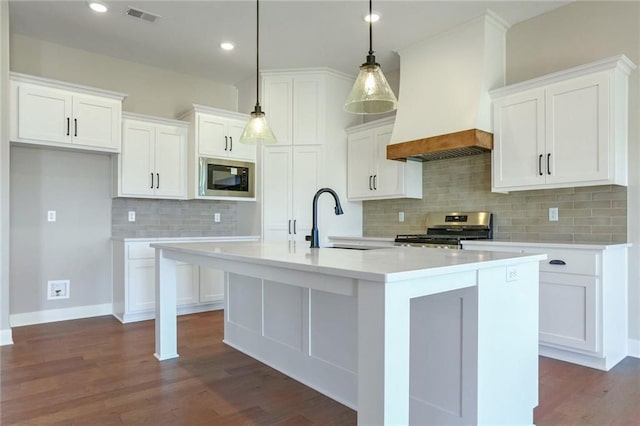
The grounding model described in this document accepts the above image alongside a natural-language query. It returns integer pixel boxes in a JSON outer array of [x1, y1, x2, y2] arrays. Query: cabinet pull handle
[[156, 173, 160, 189], [225, 136, 228, 151], [373, 174, 377, 190], [74, 118, 78, 137], [293, 219, 297, 234], [369, 175, 373, 191], [549, 259, 566, 265], [288, 220, 292, 235], [66, 118, 70, 136], [547, 153, 551, 175], [229, 136, 233, 151], [150, 173, 154, 189], [538, 154, 543, 176]]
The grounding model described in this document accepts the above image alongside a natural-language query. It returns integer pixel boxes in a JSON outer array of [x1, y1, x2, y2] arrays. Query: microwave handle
[[198, 157, 206, 196]]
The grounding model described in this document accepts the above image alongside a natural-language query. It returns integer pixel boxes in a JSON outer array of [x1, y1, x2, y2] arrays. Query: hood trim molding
[[386, 129, 493, 162]]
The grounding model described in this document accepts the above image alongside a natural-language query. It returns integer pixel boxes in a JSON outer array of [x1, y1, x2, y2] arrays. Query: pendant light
[[344, 0, 398, 114], [239, 0, 277, 145]]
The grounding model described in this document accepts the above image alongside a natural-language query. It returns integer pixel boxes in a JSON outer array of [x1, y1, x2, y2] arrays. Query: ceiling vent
[[125, 7, 160, 23]]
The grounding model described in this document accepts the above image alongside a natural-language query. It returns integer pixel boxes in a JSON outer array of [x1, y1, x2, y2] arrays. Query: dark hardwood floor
[[1, 311, 638, 425]]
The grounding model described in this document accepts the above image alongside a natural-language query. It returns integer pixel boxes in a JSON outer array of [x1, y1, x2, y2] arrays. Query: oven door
[[199, 157, 255, 198]]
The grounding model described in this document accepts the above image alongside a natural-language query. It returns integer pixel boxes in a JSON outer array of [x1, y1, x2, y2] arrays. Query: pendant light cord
[[368, 0, 373, 56], [255, 0, 260, 107]]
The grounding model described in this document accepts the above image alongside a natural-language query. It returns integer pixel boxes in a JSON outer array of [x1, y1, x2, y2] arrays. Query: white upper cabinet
[[491, 55, 636, 192], [117, 113, 188, 199], [180, 105, 255, 200], [262, 73, 324, 146], [197, 113, 255, 161], [10, 72, 125, 153], [346, 118, 422, 201]]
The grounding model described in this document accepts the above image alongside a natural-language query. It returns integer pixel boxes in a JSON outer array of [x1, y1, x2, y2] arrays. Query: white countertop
[[111, 235, 260, 242], [150, 241, 545, 283], [461, 240, 631, 250]]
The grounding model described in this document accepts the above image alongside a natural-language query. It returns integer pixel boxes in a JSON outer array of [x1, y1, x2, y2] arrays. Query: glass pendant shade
[[344, 60, 398, 114], [239, 106, 277, 145]]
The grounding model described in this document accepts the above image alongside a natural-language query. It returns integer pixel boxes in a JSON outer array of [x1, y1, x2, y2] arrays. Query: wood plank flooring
[[1, 311, 639, 425]]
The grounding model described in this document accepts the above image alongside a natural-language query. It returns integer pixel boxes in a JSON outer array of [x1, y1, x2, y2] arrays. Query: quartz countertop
[[111, 235, 260, 243], [461, 240, 631, 250], [150, 241, 545, 283]]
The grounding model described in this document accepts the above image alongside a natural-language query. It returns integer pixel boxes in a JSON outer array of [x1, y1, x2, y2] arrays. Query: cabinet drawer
[[534, 249, 599, 276], [128, 243, 155, 259]]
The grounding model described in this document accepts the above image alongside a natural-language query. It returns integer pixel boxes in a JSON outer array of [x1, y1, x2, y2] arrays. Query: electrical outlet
[[47, 280, 70, 300], [506, 267, 518, 282], [398, 212, 405, 223], [128, 211, 136, 222], [549, 207, 559, 222], [214, 213, 221, 223], [47, 210, 56, 222]]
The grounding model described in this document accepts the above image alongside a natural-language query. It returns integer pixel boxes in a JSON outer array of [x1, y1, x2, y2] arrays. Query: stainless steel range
[[394, 211, 493, 249]]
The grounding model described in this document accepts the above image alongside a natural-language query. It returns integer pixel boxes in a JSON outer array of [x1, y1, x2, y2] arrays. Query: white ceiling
[[8, 0, 571, 86]]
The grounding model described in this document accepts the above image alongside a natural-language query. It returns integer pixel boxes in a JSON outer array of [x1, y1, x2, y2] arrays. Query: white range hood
[[387, 11, 509, 162]]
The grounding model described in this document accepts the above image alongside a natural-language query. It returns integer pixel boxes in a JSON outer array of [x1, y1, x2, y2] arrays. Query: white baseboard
[[114, 302, 224, 324], [0, 328, 13, 346], [629, 338, 640, 358], [10, 303, 113, 327]]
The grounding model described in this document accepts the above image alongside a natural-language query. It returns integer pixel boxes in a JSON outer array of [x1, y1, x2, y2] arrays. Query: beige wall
[[10, 34, 239, 119], [1, 1, 12, 341]]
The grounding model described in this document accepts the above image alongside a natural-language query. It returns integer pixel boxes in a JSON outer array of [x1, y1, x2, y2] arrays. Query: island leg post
[[154, 248, 179, 361], [357, 280, 411, 425]]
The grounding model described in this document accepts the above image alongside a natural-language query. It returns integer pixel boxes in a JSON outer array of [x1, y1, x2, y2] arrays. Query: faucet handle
[[305, 235, 312, 242]]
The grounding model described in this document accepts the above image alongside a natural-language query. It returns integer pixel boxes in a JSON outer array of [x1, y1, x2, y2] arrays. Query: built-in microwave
[[199, 157, 255, 198]]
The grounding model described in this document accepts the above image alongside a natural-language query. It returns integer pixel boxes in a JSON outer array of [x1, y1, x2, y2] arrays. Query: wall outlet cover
[[48, 280, 70, 300], [214, 213, 221, 223], [47, 210, 56, 222], [549, 207, 559, 222], [128, 211, 136, 222]]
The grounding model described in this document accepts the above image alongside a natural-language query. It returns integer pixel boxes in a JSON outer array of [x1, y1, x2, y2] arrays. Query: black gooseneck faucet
[[310, 188, 344, 248]]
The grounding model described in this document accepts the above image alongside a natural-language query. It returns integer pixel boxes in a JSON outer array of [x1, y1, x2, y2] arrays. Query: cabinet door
[[492, 89, 546, 190], [545, 73, 609, 185], [291, 146, 322, 242], [373, 124, 405, 197], [292, 77, 321, 145], [176, 263, 198, 306], [154, 125, 187, 198], [227, 118, 256, 161], [17, 83, 72, 144], [347, 130, 375, 199], [539, 272, 598, 353], [262, 76, 292, 146], [263, 146, 293, 242], [72, 94, 120, 150], [198, 114, 228, 157], [199, 267, 225, 303], [120, 120, 155, 197], [128, 259, 155, 313]]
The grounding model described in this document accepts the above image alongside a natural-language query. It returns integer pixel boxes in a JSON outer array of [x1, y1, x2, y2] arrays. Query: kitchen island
[[151, 241, 545, 425]]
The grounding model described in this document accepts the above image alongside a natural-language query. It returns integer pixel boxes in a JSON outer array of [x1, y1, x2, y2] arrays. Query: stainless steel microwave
[[199, 157, 255, 198]]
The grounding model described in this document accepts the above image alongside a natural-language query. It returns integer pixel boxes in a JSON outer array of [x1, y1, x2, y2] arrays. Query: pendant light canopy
[[344, 0, 398, 115], [240, 0, 277, 145]]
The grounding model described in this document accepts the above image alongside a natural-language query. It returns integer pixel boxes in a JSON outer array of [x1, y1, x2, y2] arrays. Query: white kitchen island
[[151, 241, 545, 425]]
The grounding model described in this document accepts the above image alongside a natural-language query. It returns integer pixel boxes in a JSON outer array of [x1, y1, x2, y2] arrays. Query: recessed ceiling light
[[220, 42, 235, 51], [88, 2, 108, 13], [364, 12, 380, 23]]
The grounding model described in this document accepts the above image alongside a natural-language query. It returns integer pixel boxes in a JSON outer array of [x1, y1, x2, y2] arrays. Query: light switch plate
[[398, 212, 405, 223]]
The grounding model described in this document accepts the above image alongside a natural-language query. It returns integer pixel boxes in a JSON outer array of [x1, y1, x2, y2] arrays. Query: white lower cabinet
[[462, 241, 629, 371], [113, 238, 254, 323]]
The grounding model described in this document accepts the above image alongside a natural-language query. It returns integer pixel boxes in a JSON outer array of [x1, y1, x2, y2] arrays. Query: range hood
[[387, 12, 509, 162]]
